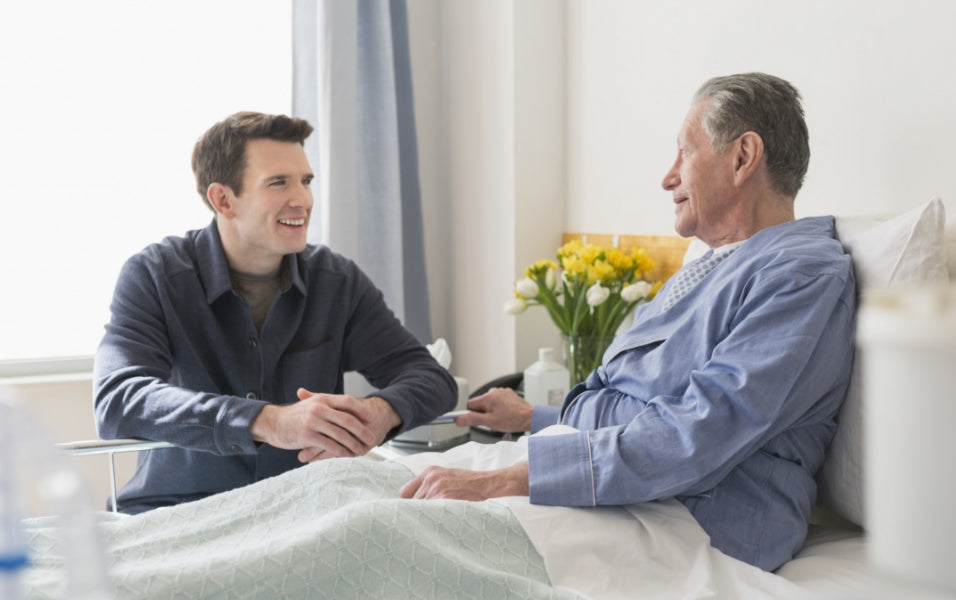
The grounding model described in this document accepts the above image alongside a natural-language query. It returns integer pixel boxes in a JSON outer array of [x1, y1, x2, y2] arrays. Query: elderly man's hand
[[454, 387, 534, 433], [251, 388, 401, 462], [399, 462, 530, 501]]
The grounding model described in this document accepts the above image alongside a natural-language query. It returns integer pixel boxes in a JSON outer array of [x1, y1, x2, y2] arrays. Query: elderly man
[[402, 73, 856, 571]]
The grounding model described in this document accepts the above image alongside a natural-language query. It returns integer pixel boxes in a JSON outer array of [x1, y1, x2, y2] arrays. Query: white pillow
[[945, 200, 956, 280], [834, 197, 949, 291], [816, 197, 949, 527], [947, 229, 956, 280]]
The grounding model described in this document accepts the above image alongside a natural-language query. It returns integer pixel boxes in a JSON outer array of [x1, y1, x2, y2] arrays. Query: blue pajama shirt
[[528, 216, 856, 571]]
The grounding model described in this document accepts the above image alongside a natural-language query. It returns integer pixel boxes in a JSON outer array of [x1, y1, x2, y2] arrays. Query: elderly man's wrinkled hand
[[399, 462, 530, 501], [454, 387, 534, 433]]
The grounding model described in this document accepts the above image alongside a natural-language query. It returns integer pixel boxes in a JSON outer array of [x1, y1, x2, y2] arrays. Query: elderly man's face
[[661, 102, 737, 245]]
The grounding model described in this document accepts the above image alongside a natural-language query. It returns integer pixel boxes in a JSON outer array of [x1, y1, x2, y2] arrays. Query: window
[[0, 1, 292, 366]]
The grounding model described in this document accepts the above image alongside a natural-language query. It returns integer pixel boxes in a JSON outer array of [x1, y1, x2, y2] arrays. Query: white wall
[[565, 0, 956, 233], [409, 1, 567, 387], [411, 0, 956, 384]]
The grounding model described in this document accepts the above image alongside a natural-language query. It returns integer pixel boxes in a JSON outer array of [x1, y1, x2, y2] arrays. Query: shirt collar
[[285, 253, 307, 295], [711, 240, 745, 256], [195, 219, 307, 305], [196, 220, 233, 304]]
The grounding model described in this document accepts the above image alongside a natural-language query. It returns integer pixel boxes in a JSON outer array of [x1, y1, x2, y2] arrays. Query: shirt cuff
[[216, 396, 267, 455], [530, 405, 561, 433], [528, 429, 596, 506]]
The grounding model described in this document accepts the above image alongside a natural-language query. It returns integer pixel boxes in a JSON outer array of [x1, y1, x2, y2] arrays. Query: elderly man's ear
[[733, 131, 764, 185]]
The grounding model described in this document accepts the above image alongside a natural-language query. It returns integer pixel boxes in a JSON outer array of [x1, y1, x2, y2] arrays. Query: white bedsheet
[[396, 425, 813, 600], [22, 425, 879, 599], [780, 528, 868, 593]]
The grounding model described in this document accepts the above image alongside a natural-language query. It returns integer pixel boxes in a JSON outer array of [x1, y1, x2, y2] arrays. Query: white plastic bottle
[[1, 401, 28, 600], [523, 348, 570, 408], [0, 396, 113, 599]]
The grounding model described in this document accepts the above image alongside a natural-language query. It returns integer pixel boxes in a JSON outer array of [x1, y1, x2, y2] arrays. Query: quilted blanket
[[23, 427, 811, 599], [23, 458, 580, 599]]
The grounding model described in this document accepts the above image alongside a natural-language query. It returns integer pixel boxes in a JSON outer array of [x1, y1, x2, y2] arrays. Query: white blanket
[[396, 426, 811, 600], [24, 459, 577, 600], [23, 426, 812, 599]]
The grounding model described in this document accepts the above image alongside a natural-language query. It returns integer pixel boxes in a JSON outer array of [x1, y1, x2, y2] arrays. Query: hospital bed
[[18, 198, 956, 599]]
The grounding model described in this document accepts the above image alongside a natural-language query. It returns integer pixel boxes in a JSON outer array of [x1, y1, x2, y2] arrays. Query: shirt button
[[247, 337, 257, 349], [231, 444, 242, 453], [246, 392, 258, 400]]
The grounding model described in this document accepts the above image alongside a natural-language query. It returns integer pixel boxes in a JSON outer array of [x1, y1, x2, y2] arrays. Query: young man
[[402, 73, 856, 571], [94, 112, 457, 514]]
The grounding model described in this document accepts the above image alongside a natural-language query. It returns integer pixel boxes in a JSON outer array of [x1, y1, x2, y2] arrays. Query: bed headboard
[[561, 232, 692, 281]]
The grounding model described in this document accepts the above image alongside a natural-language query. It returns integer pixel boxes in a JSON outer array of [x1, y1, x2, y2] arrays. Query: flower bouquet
[[505, 240, 662, 385]]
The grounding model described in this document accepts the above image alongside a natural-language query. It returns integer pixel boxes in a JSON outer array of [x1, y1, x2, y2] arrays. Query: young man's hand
[[251, 388, 401, 462]]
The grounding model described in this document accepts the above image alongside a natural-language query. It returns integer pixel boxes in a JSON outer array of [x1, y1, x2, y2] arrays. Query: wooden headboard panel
[[561, 233, 692, 282]]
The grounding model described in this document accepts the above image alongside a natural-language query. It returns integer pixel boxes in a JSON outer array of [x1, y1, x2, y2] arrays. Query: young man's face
[[217, 138, 314, 274]]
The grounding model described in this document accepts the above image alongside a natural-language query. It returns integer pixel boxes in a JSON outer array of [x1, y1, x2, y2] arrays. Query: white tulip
[[586, 283, 610, 307], [515, 277, 539, 299], [544, 267, 558, 290], [621, 281, 653, 302], [504, 298, 528, 315]]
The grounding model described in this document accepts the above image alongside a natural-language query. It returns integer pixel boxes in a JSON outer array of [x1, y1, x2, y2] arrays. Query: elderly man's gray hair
[[694, 73, 810, 199]]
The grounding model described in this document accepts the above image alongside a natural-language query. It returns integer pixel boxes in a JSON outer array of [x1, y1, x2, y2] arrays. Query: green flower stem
[[600, 298, 637, 338], [564, 334, 616, 384], [531, 274, 570, 333], [569, 280, 589, 333]]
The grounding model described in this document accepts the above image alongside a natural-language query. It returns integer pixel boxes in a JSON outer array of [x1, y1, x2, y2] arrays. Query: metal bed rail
[[57, 439, 174, 512]]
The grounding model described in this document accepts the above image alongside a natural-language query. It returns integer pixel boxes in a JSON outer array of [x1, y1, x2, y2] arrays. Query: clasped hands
[[251, 387, 401, 463], [252, 386, 536, 501]]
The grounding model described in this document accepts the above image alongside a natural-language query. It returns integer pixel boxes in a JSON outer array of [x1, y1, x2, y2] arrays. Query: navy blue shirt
[[94, 221, 457, 513]]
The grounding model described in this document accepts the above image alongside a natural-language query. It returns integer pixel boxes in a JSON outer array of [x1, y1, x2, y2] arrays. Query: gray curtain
[[292, 0, 432, 343]]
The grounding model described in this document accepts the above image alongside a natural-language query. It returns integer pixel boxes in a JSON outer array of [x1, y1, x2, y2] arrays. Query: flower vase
[[562, 335, 615, 386]]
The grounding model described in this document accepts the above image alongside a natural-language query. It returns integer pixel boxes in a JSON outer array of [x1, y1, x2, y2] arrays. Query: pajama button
[[247, 337, 257, 349], [246, 392, 257, 399], [231, 444, 242, 453]]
